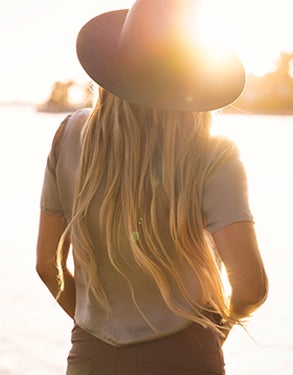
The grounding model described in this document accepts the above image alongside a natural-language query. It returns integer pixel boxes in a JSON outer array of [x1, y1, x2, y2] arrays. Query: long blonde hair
[[58, 87, 236, 331]]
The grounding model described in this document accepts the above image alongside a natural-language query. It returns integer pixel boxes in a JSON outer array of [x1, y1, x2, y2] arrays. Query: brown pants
[[66, 323, 225, 375]]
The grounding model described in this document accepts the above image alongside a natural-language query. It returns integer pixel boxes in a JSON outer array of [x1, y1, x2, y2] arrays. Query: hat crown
[[118, 0, 196, 62], [76, 0, 245, 111]]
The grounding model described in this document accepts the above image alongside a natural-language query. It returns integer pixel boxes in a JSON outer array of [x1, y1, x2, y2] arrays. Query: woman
[[36, 1, 268, 374]]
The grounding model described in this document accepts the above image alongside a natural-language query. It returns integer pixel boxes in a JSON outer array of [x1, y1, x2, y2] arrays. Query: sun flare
[[184, 0, 280, 76], [186, 2, 236, 46]]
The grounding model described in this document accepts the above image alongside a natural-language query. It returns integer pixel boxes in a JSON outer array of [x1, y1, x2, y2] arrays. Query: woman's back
[[42, 94, 255, 345]]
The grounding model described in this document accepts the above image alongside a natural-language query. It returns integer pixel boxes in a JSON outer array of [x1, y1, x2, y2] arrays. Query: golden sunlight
[[185, 0, 284, 76], [181, 0, 249, 79], [186, 1, 237, 49]]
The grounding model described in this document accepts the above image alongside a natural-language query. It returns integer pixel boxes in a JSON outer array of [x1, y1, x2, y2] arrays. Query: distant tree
[[48, 80, 74, 106], [275, 52, 293, 79]]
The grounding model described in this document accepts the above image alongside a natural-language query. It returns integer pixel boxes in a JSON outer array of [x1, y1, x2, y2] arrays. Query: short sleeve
[[202, 147, 254, 234], [40, 115, 71, 217]]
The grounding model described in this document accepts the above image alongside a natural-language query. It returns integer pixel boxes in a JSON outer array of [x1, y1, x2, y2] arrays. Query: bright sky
[[1, 0, 292, 103]]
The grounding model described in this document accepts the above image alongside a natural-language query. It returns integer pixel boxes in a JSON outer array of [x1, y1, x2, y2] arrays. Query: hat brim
[[76, 10, 245, 112]]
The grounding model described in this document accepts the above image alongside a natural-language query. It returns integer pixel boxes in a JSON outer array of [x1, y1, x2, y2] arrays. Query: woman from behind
[[36, 1, 268, 374]]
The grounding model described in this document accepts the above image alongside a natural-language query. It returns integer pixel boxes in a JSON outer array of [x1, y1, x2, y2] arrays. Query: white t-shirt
[[41, 109, 254, 346]]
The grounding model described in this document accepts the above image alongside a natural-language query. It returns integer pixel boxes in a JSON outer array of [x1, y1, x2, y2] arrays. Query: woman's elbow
[[251, 267, 268, 304], [36, 260, 58, 283], [253, 271, 269, 306], [245, 281, 268, 308], [231, 271, 269, 316]]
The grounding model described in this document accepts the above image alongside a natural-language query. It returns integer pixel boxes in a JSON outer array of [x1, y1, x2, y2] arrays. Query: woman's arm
[[212, 221, 268, 323], [36, 211, 75, 319]]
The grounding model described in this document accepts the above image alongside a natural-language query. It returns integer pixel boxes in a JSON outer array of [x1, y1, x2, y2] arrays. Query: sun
[[184, 0, 280, 76], [185, 1, 238, 48]]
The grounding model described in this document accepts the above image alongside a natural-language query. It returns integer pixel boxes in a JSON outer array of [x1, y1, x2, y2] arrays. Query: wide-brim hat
[[76, 0, 245, 112]]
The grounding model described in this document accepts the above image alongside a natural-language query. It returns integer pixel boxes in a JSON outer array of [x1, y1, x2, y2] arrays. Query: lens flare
[[185, 1, 235, 50]]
